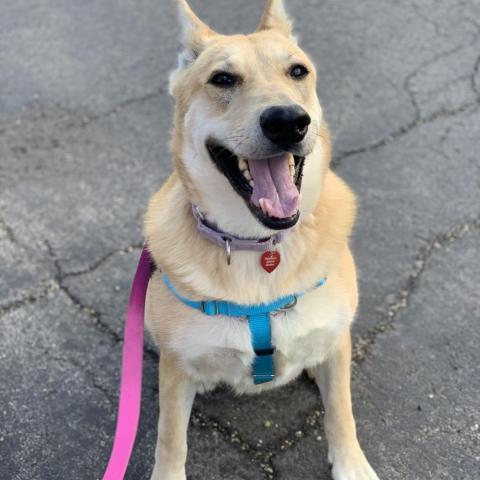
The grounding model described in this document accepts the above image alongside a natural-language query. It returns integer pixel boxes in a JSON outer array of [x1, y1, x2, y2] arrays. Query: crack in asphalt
[[55, 256, 160, 360], [191, 408, 276, 479], [64, 85, 167, 130], [190, 380, 329, 480], [0, 217, 18, 245], [472, 55, 480, 96], [352, 216, 480, 364], [410, 5, 445, 38], [35, 240, 320, 477], [2, 220, 479, 480], [45, 351, 114, 405], [59, 282, 123, 343], [211, 217, 480, 474], [44, 239, 124, 345], [4, 217, 480, 475], [334, 34, 480, 166], [0, 280, 59, 317], [333, 98, 480, 165], [403, 42, 475, 114], [0, 238, 160, 362], [60, 242, 144, 279]]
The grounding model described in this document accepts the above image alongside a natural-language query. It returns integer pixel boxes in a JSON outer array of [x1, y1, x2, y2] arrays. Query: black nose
[[260, 105, 311, 147]]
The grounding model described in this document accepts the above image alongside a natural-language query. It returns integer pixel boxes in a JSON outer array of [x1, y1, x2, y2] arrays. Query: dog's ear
[[177, 0, 217, 60], [170, 1, 218, 94], [257, 0, 295, 39]]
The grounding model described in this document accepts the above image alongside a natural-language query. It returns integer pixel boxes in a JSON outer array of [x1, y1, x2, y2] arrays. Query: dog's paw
[[150, 466, 186, 480], [329, 448, 379, 480], [150, 474, 186, 480]]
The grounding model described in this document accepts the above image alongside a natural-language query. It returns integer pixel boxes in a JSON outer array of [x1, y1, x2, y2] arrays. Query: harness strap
[[162, 275, 298, 316], [162, 275, 326, 385], [248, 313, 275, 384], [101, 247, 326, 479]]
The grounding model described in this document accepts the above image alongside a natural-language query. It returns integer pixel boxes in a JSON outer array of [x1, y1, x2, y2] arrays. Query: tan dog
[[144, 1, 380, 479]]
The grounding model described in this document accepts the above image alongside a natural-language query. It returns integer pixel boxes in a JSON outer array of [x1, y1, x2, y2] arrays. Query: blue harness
[[163, 275, 326, 384]]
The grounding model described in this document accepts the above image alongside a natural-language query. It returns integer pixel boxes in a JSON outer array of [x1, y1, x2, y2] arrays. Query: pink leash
[[102, 247, 150, 480]]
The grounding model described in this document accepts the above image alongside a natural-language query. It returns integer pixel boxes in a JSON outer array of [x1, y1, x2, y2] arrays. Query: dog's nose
[[260, 105, 311, 147]]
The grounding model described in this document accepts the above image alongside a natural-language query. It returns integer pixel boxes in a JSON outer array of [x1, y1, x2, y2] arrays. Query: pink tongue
[[249, 154, 299, 219]]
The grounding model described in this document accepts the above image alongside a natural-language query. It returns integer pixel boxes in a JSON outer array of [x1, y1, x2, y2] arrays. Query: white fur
[[181, 96, 325, 239]]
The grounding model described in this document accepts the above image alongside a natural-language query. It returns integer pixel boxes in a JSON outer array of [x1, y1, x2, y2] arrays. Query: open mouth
[[206, 141, 305, 230]]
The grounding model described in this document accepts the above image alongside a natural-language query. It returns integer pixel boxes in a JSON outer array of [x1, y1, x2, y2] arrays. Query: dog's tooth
[[239, 158, 248, 171], [244, 169, 252, 181], [290, 164, 295, 177], [259, 198, 267, 214], [249, 180, 254, 188]]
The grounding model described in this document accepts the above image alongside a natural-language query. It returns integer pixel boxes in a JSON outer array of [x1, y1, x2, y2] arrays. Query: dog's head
[[170, 0, 329, 237]]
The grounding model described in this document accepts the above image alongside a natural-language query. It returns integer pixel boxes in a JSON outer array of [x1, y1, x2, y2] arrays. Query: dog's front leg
[[310, 329, 380, 480], [150, 353, 197, 480]]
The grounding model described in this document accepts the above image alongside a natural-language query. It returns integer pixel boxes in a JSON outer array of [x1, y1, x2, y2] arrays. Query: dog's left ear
[[257, 0, 295, 40], [170, 1, 219, 94], [177, 0, 217, 61]]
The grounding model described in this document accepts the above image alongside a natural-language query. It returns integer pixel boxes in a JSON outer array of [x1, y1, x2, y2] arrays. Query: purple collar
[[192, 205, 288, 256]]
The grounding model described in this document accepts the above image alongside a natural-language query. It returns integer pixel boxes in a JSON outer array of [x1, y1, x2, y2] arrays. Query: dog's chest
[[162, 285, 352, 393]]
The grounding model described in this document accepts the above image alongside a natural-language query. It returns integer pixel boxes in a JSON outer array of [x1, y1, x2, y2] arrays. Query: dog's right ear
[[177, 0, 217, 63], [170, 0, 218, 94]]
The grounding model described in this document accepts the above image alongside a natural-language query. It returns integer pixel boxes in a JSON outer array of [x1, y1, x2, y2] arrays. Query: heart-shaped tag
[[261, 250, 281, 273]]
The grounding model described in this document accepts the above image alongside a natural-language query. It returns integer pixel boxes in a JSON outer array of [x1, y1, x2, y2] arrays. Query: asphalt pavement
[[1, 1, 479, 479]]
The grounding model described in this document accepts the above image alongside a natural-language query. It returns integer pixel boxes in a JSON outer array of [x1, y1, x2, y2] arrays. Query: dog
[[144, 1, 380, 479]]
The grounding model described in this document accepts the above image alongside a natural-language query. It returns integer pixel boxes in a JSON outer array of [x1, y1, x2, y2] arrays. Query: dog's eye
[[290, 64, 309, 79], [209, 72, 238, 88]]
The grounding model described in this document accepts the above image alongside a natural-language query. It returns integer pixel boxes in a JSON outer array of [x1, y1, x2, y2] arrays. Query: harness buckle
[[200, 301, 219, 316], [279, 295, 298, 311], [253, 373, 276, 382]]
